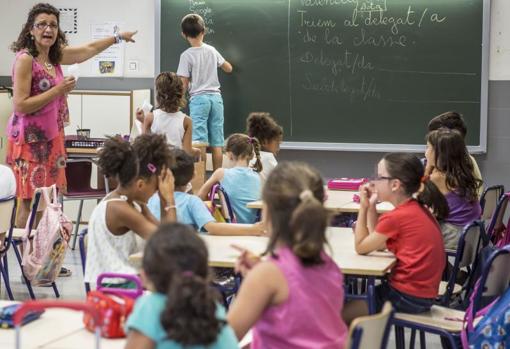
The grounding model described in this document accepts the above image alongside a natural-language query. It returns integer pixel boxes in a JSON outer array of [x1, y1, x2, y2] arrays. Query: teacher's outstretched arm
[[61, 30, 137, 65]]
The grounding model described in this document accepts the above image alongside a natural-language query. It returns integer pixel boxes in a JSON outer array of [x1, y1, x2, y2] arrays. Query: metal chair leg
[[410, 329, 417, 348], [71, 200, 84, 250], [0, 259, 14, 300], [51, 282, 60, 298], [420, 330, 426, 349], [11, 241, 35, 299], [395, 325, 406, 349]]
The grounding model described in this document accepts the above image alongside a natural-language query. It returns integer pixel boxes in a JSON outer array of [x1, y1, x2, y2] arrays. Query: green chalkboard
[[160, 0, 488, 150]]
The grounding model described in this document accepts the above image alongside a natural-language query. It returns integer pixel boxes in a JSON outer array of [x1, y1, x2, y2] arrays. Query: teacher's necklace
[[43, 61, 53, 71]]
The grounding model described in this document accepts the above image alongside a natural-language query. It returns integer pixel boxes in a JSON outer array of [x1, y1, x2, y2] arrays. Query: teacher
[[7, 3, 137, 228]]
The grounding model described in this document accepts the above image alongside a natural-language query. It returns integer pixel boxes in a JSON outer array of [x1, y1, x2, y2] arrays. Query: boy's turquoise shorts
[[189, 93, 224, 147]]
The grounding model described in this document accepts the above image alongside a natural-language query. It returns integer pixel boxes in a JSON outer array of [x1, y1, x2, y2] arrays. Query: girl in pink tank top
[[227, 162, 347, 349]]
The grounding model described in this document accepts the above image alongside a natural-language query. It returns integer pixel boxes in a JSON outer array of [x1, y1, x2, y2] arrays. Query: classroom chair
[[346, 302, 394, 349], [9, 190, 60, 299], [484, 191, 510, 243], [480, 184, 504, 221], [438, 220, 489, 308], [393, 245, 510, 348], [209, 184, 236, 223], [0, 195, 16, 300], [63, 159, 107, 250], [78, 228, 90, 294]]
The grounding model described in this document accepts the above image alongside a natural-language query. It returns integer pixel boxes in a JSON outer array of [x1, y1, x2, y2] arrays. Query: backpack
[[487, 193, 510, 247], [22, 185, 73, 286], [208, 183, 236, 223], [462, 282, 510, 348]]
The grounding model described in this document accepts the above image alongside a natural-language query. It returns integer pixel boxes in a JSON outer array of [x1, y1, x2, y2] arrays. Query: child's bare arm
[[142, 112, 154, 134], [182, 116, 193, 155], [197, 168, 224, 200], [179, 76, 189, 93], [125, 330, 156, 349], [221, 60, 233, 73], [204, 221, 265, 236]]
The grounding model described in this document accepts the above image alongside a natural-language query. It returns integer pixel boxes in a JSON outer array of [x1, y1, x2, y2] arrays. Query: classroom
[[0, 0, 510, 348]]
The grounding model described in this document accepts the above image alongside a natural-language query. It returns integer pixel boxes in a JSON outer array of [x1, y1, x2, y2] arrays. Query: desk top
[[130, 228, 395, 277], [247, 189, 394, 214], [0, 301, 124, 349]]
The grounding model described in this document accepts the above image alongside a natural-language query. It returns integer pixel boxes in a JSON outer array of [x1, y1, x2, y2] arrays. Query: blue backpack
[[462, 285, 510, 348]]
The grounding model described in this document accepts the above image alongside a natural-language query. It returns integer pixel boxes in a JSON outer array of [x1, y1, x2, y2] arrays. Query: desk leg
[[367, 277, 376, 314]]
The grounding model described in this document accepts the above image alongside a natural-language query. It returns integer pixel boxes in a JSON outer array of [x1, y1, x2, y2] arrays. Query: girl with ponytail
[[343, 152, 447, 323], [84, 134, 175, 288], [125, 223, 238, 349], [227, 162, 348, 349], [198, 133, 262, 223]]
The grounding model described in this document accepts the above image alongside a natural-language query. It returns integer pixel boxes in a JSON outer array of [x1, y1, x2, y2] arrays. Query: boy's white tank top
[[151, 109, 185, 148], [84, 196, 144, 285]]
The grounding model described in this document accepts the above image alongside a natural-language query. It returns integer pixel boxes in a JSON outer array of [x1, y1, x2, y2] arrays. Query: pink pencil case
[[327, 178, 368, 191]]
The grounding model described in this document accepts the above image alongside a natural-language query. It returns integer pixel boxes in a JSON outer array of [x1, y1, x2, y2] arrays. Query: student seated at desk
[[125, 223, 238, 349], [148, 149, 264, 236], [425, 128, 482, 250], [227, 162, 348, 348], [343, 153, 447, 323], [85, 135, 176, 288], [246, 112, 283, 184], [198, 133, 262, 224], [427, 111, 483, 197]]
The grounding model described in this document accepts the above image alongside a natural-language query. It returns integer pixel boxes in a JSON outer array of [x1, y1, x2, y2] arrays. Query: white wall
[[0, 0, 155, 78], [489, 0, 510, 80]]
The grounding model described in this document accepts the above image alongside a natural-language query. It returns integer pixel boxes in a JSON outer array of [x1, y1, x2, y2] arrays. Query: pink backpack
[[22, 185, 73, 286]]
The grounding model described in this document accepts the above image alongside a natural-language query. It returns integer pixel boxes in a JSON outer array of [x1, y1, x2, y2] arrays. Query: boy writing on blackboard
[[177, 13, 233, 170]]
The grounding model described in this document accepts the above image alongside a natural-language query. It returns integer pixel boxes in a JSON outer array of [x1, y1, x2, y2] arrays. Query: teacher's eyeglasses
[[34, 22, 58, 30], [370, 176, 395, 182]]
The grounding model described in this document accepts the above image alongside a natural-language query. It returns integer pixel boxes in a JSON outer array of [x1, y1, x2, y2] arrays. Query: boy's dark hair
[[181, 14, 205, 38], [169, 148, 195, 187], [426, 128, 481, 202], [263, 162, 329, 266], [155, 71, 185, 113], [246, 112, 283, 146], [98, 137, 138, 187], [383, 152, 449, 221], [428, 111, 467, 139], [225, 133, 263, 173], [11, 3, 68, 65], [143, 223, 223, 346], [132, 134, 173, 179]]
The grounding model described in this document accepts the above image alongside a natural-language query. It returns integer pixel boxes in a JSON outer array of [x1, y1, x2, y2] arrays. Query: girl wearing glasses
[[7, 3, 137, 233], [343, 153, 448, 322]]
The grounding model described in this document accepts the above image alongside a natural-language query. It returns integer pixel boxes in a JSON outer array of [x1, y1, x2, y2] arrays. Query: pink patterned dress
[[6, 51, 68, 199]]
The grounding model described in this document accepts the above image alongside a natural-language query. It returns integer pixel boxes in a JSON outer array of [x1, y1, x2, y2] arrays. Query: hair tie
[[299, 189, 314, 202], [421, 175, 429, 183], [147, 163, 157, 174], [182, 271, 194, 278], [248, 136, 254, 144]]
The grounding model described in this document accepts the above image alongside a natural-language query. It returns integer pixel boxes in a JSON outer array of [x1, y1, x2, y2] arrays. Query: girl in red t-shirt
[[343, 153, 448, 323]]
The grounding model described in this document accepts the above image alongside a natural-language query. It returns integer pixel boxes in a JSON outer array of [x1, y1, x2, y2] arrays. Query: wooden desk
[[247, 189, 394, 214], [129, 228, 395, 277], [0, 301, 124, 349]]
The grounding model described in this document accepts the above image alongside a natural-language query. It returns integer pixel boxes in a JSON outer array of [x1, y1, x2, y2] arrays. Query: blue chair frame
[[394, 245, 510, 348], [79, 228, 90, 293], [0, 195, 17, 300], [9, 191, 60, 299]]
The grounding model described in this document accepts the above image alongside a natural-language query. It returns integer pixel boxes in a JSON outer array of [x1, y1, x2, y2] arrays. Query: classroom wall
[[1, 0, 509, 190]]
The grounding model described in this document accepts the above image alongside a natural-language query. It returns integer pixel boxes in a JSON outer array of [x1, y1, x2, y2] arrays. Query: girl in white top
[[137, 71, 194, 155], [84, 134, 176, 287], [246, 112, 283, 183]]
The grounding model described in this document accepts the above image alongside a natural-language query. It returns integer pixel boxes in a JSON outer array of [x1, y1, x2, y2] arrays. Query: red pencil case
[[327, 178, 368, 191]]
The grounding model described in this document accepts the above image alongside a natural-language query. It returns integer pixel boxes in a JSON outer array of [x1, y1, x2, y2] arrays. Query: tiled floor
[[0, 240, 447, 348]]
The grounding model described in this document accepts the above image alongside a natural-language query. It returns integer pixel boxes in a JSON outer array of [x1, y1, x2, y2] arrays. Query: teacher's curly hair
[[10, 3, 68, 65]]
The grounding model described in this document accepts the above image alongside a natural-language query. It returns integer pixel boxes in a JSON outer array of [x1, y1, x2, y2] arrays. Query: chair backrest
[[79, 228, 90, 293], [441, 220, 489, 305], [0, 196, 16, 253], [485, 192, 510, 243], [480, 185, 505, 220], [346, 302, 393, 349], [472, 246, 510, 314], [65, 159, 93, 192]]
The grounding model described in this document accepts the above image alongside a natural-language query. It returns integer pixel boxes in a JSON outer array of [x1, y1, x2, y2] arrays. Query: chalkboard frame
[[155, 0, 490, 153]]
